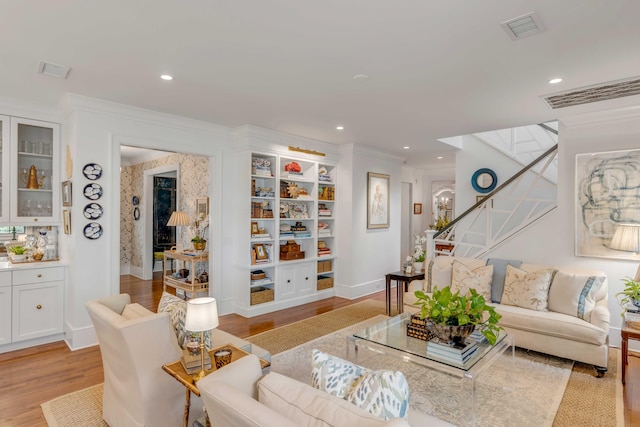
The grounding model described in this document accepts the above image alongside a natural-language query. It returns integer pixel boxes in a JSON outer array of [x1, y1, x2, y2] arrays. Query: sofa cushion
[[259, 371, 409, 427], [426, 257, 486, 293], [312, 349, 369, 398], [121, 303, 154, 320], [485, 259, 523, 303], [496, 303, 608, 345], [548, 272, 606, 321], [158, 292, 213, 350], [311, 350, 409, 421], [501, 265, 555, 311], [450, 260, 493, 301]]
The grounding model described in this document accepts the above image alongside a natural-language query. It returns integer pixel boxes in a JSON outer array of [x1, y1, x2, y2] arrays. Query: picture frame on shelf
[[62, 180, 72, 207], [63, 209, 71, 234], [367, 172, 390, 229], [196, 197, 209, 217], [254, 243, 268, 260], [251, 221, 259, 235], [413, 203, 422, 215]]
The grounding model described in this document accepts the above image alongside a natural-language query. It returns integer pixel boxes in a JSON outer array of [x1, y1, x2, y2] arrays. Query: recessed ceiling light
[[336, 125, 344, 131], [549, 78, 563, 84], [160, 74, 173, 81], [437, 156, 443, 160], [353, 74, 370, 82], [403, 146, 410, 150]]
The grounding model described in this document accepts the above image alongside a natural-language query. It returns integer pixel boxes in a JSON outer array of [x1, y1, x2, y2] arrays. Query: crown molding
[[557, 94, 640, 128]]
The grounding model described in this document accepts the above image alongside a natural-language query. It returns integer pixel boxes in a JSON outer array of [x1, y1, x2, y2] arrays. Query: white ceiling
[[2, 0, 639, 168]]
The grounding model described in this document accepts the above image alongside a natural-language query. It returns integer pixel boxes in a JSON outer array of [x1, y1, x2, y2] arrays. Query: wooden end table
[[621, 318, 640, 384], [162, 343, 271, 427], [385, 271, 425, 315]]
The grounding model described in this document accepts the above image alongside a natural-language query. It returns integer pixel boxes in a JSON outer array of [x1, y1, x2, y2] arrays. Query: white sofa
[[197, 353, 455, 427], [404, 257, 610, 376]]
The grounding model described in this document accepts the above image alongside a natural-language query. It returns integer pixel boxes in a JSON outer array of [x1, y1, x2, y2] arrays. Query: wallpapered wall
[[120, 153, 209, 270]]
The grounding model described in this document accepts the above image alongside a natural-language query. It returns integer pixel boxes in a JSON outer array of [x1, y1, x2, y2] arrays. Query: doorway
[[152, 173, 177, 271], [400, 182, 413, 268]]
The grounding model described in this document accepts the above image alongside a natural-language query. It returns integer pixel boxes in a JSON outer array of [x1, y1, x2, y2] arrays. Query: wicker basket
[[250, 287, 274, 305], [317, 276, 334, 290], [405, 313, 435, 341]]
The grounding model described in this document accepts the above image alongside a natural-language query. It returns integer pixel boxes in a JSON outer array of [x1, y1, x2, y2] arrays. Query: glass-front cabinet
[[0, 116, 10, 223], [5, 117, 60, 225]]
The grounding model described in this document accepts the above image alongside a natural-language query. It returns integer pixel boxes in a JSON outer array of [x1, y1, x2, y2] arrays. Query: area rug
[[41, 384, 107, 427]]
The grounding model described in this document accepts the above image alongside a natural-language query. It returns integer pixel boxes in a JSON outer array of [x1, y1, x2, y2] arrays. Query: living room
[[1, 1, 640, 425]]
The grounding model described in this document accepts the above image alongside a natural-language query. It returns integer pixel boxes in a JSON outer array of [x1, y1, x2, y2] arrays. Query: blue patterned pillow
[[158, 292, 213, 350], [312, 349, 369, 398]]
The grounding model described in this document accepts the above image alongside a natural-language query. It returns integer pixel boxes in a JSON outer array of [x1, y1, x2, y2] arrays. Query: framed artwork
[[413, 203, 422, 215], [196, 197, 209, 217], [62, 181, 72, 207], [251, 221, 259, 235], [63, 210, 71, 234], [367, 172, 390, 229], [575, 148, 640, 259], [254, 243, 268, 260]]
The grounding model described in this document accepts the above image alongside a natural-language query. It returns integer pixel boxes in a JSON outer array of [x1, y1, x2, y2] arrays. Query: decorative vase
[[430, 323, 475, 346], [193, 241, 207, 251], [413, 261, 424, 273], [633, 298, 640, 308]]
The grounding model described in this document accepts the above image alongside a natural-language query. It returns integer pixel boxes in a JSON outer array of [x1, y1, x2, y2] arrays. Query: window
[[0, 226, 25, 242]]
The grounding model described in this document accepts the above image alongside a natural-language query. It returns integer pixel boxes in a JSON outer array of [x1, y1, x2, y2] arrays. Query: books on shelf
[[253, 165, 272, 177], [318, 174, 332, 183], [294, 231, 312, 238], [318, 209, 332, 216], [251, 278, 273, 286], [251, 233, 271, 240]]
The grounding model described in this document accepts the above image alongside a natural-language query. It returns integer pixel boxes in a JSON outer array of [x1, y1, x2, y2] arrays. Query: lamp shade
[[185, 297, 219, 332], [167, 211, 191, 227], [610, 224, 640, 253]]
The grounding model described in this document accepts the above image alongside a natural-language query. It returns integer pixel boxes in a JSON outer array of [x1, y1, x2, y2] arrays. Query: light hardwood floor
[[0, 272, 637, 426]]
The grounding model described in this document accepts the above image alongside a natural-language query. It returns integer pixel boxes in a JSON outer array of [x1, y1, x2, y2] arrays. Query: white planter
[[10, 254, 26, 263], [413, 261, 424, 273]]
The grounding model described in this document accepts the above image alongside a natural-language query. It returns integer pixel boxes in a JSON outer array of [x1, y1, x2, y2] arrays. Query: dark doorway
[[153, 176, 177, 257]]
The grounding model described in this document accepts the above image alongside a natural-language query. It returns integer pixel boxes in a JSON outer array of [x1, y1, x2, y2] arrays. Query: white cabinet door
[[10, 117, 60, 224], [297, 262, 315, 295], [12, 281, 63, 342], [0, 115, 9, 223], [278, 265, 297, 299], [0, 279, 11, 345]]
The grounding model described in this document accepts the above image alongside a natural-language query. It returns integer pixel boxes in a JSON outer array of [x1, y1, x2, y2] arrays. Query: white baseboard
[[129, 265, 144, 279], [335, 278, 387, 299], [64, 321, 98, 351], [120, 263, 131, 275]]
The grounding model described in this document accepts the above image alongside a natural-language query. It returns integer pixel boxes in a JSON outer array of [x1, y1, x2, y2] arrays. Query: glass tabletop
[[352, 312, 507, 371]]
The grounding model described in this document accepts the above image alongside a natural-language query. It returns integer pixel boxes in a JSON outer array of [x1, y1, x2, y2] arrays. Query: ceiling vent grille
[[501, 12, 544, 40], [38, 61, 70, 79], [543, 77, 640, 109]]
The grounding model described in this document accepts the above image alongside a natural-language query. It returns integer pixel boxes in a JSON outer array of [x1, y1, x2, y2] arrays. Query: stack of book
[[253, 165, 272, 177], [251, 232, 271, 240], [318, 240, 331, 257], [318, 227, 331, 237], [181, 349, 212, 374], [294, 231, 311, 238], [318, 174, 332, 183], [318, 204, 332, 216], [426, 338, 478, 364]]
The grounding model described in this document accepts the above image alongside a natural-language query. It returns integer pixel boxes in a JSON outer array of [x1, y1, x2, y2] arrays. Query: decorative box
[[280, 240, 301, 252], [406, 313, 435, 341]]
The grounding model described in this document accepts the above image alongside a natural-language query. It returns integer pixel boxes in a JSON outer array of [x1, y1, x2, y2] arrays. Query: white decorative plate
[[83, 163, 103, 180], [83, 183, 103, 200], [83, 203, 103, 220], [83, 222, 103, 240]]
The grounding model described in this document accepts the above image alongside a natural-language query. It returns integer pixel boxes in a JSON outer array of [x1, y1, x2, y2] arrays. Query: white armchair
[[86, 294, 203, 427]]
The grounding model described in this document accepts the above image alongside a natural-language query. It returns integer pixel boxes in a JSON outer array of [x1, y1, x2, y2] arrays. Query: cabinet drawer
[[12, 267, 64, 285], [12, 281, 64, 342], [0, 271, 10, 286]]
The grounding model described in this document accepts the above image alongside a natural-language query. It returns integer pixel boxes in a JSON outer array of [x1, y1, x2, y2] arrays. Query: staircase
[[427, 123, 559, 258]]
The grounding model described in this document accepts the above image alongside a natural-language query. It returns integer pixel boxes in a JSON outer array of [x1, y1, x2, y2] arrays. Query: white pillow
[[450, 260, 493, 301], [548, 272, 606, 321], [501, 265, 555, 311]]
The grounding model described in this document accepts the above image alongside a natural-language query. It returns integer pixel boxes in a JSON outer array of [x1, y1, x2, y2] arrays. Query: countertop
[[0, 259, 68, 270]]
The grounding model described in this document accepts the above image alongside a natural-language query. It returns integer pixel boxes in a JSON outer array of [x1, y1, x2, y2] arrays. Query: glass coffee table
[[347, 312, 514, 426]]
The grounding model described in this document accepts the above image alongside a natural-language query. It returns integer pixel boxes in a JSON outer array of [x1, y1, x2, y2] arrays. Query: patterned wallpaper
[[120, 153, 209, 269]]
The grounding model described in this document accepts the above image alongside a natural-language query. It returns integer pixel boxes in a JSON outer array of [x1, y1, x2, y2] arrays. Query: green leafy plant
[[9, 245, 26, 255], [615, 277, 640, 316], [414, 286, 503, 345], [431, 217, 451, 231]]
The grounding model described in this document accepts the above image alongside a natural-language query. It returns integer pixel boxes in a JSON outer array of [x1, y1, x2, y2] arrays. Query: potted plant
[[414, 286, 503, 345], [413, 232, 427, 273], [8, 245, 27, 262], [616, 276, 640, 316], [191, 213, 209, 251]]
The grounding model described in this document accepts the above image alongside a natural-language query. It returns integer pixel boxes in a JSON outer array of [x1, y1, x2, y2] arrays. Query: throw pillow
[[501, 265, 555, 311], [347, 369, 409, 421], [158, 292, 213, 350], [450, 260, 493, 301], [485, 258, 523, 303], [311, 350, 409, 420], [312, 349, 370, 399], [548, 272, 606, 321]]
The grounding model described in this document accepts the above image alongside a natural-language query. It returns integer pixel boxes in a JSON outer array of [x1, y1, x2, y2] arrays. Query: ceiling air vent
[[501, 12, 544, 41], [37, 61, 71, 79], [543, 77, 640, 109]]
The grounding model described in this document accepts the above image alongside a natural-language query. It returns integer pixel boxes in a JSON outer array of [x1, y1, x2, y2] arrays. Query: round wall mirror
[[471, 168, 497, 193]]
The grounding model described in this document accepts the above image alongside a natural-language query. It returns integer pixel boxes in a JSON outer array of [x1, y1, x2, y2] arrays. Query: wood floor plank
[[0, 272, 636, 426]]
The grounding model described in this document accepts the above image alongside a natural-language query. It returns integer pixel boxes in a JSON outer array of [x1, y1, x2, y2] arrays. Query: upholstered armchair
[[86, 294, 203, 427]]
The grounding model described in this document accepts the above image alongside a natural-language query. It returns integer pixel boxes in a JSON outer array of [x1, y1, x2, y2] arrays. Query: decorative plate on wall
[[82, 163, 103, 180], [132, 196, 139, 206], [83, 203, 104, 220], [83, 222, 103, 240], [83, 183, 103, 200]]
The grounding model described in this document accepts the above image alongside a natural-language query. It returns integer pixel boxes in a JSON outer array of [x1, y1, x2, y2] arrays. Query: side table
[[163, 250, 209, 299], [621, 318, 640, 384], [162, 343, 271, 427], [385, 271, 425, 315]]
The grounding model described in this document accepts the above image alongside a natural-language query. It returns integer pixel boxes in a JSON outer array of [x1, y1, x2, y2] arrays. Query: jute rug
[[41, 299, 623, 426]]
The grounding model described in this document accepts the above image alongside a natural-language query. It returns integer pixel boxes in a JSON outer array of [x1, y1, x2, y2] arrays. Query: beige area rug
[[40, 300, 623, 426]]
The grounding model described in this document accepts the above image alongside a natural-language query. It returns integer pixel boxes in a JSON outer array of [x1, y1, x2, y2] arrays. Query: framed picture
[[367, 172, 390, 229], [576, 148, 640, 259], [63, 210, 71, 234], [62, 181, 72, 207], [196, 197, 209, 217], [254, 243, 268, 260], [413, 203, 422, 215], [251, 221, 259, 235]]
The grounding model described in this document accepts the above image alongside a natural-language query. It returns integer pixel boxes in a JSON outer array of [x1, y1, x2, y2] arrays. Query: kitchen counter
[[0, 259, 67, 270]]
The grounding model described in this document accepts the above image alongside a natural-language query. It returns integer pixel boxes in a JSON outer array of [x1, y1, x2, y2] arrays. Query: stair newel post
[[425, 229, 436, 259]]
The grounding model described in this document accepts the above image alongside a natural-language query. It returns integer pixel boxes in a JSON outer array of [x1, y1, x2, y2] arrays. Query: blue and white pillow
[[548, 272, 606, 321]]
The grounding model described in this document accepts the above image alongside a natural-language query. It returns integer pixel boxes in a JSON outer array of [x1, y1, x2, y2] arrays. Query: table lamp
[[167, 211, 190, 253], [610, 223, 640, 281], [185, 297, 219, 381]]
